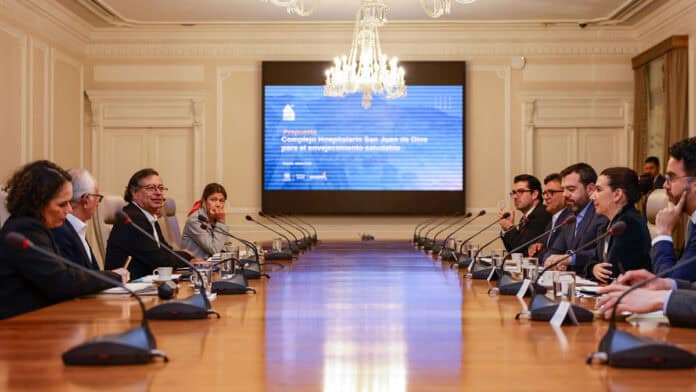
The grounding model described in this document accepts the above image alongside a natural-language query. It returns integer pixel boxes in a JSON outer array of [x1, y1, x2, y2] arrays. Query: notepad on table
[[98, 282, 157, 296]]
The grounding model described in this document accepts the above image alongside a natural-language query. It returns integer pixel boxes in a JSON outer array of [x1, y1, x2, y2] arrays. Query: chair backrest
[[645, 188, 669, 238], [158, 198, 182, 249], [0, 190, 9, 228], [92, 195, 127, 262]]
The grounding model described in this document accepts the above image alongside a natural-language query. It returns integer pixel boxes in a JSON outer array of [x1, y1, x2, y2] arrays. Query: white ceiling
[[78, 0, 638, 24]]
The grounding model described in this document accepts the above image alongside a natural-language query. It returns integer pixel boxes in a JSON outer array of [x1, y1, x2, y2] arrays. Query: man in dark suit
[[528, 173, 569, 260], [651, 138, 696, 281], [598, 269, 696, 328], [498, 174, 551, 256], [52, 169, 129, 282], [105, 168, 204, 279], [644, 156, 666, 190], [543, 163, 608, 274]]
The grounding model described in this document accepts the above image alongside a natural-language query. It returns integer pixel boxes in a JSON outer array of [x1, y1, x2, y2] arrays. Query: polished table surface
[[1, 241, 695, 391]]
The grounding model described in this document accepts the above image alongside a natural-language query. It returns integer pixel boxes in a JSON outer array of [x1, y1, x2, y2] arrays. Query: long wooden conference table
[[1, 241, 694, 391]]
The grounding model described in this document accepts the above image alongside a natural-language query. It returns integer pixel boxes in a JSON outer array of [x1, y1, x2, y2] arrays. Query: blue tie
[[686, 221, 695, 247]]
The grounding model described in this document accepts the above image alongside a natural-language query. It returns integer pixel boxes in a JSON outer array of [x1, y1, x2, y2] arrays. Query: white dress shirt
[[66, 214, 92, 261], [133, 202, 160, 246]]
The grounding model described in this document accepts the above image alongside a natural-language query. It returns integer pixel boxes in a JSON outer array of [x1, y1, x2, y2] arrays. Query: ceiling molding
[[18, 0, 92, 50], [633, 0, 696, 47], [71, 0, 656, 28]]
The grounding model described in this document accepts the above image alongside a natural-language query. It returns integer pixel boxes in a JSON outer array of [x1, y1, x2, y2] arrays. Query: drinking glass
[[522, 257, 539, 281], [554, 271, 576, 302]]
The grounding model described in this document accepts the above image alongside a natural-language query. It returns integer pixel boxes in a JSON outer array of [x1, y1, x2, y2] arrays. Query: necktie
[[686, 220, 694, 247]]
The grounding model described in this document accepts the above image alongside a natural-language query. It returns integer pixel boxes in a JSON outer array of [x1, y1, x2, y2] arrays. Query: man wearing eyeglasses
[[51, 169, 130, 283], [498, 174, 551, 256], [652, 137, 696, 281], [527, 173, 569, 260], [543, 163, 608, 273], [105, 168, 204, 279]]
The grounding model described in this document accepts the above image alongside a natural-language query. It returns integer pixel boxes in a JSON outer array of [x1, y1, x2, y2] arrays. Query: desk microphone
[[430, 212, 474, 255], [272, 213, 313, 249], [416, 214, 457, 247], [472, 215, 576, 287], [517, 221, 626, 324], [258, 211, 307, 251], [246, 215, 299, 256], [421, 213, 463, 251], [288, 214, 319, 244], [587, 255, 696, 369], [116, 211, 220, 320], [453, 212, 510, 268], [413, 215, 443, 244], [437, 210, 485, 259], [5, 232, 168, 366]]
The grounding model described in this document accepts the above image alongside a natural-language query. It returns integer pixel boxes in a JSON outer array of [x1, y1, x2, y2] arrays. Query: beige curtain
[[663, 48, 689, 157], [632, 65, 648, 172]]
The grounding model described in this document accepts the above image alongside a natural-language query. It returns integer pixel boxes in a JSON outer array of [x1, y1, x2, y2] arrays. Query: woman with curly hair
[[0, 160, 121, 319], [181, 183, 229, 258]]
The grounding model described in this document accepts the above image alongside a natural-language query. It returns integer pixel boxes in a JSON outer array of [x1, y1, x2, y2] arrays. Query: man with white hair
[[51, 169, 129, 283]]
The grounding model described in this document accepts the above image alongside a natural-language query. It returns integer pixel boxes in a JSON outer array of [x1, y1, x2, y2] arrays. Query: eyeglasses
[[542, 190, 563, 197], [139, 184, 168, 192], [86, 193, 104, 203], [509, 189, 532, 197], [664, 174, 695, 184]]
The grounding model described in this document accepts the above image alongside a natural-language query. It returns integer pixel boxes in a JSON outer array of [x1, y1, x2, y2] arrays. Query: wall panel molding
[[0, 21, 28, 165], [50, 48, 84, 166], [29, 37, 49, 161], [93, 64, 205, 82], [86, 90, 208, 194]]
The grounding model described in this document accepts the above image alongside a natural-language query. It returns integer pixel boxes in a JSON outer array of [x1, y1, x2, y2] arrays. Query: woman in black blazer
[[0, 161, 117, 319], [585, 167, 652, 282]]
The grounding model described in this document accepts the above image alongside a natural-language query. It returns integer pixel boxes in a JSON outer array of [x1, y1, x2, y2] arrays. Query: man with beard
[[543, 163, 608, 274], [652, 137, 696, 281]]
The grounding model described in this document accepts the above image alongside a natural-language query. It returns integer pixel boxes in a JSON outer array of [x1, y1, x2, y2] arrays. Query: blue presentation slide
[[264, 85, 463, 191]]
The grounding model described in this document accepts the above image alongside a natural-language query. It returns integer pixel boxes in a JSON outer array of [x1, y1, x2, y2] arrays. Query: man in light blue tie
[[652, 137, 696, 281]]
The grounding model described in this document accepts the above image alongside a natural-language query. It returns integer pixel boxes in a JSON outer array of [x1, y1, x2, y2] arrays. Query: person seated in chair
[[0, 161, 120, 319], [51, 169, 129, 281], [105, 168, 205, 279], [182, 183, 230, 259]]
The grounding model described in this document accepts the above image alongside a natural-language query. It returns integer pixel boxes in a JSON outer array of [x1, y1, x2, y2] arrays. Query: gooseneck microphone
[[439, 210, 485, 249], [413, 215, 442, 244], [471, 215, 577, 283], [5, 232, 168, 366], [421, 213, 463, 250], [454, 212, 511, 268], [586, 255, 696, 369], [518, 221, 627, 324], [246, 215, 300, 256], [416, 214, 455, 247], [288, 214, 319, 244], [273, 213, 313, 248], [199, 214, 271, 280], [116, 211, 220, 320], [258, 211, 307, 251], [429, 212, 474, 254]]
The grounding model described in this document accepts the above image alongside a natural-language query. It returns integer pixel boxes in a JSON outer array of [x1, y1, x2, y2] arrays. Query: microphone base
[[430, 245, 443, 255], [145, 293, 219, 320], [470, 263, 494, 280], [527, 294, 593, 323], [240, 258, 270, 280], [212, 273, 256, 295], [265, 251, 294, 260], [455, 255, 472, 269], [62, 326, 168, 366], [439, 248, 457, 261], [496, 272, 548, 296], [591, 329, 696, 369]]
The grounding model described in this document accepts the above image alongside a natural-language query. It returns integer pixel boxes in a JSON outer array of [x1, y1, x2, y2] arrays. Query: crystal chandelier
[[261, 0, 477, 109], [323, 0, 405, 109], [259, 0, 318, 16]]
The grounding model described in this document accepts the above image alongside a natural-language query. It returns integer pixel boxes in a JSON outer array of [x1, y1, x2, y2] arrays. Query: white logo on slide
[[282, 104, 295, 121]]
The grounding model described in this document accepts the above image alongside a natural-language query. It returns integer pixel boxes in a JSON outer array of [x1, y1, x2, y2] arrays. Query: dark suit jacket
[[535, 208, 570, 261], [51, 220, 99, 271], [105, 203, 190, 279], [652, 218, 696, 281], [667, 280, 696, 328], [545, 202, 608, 274], [502, 203, 551, 257], [0, 216, 116, 319], [584, 205, 652, 280], [654, 174, 665, 189]]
